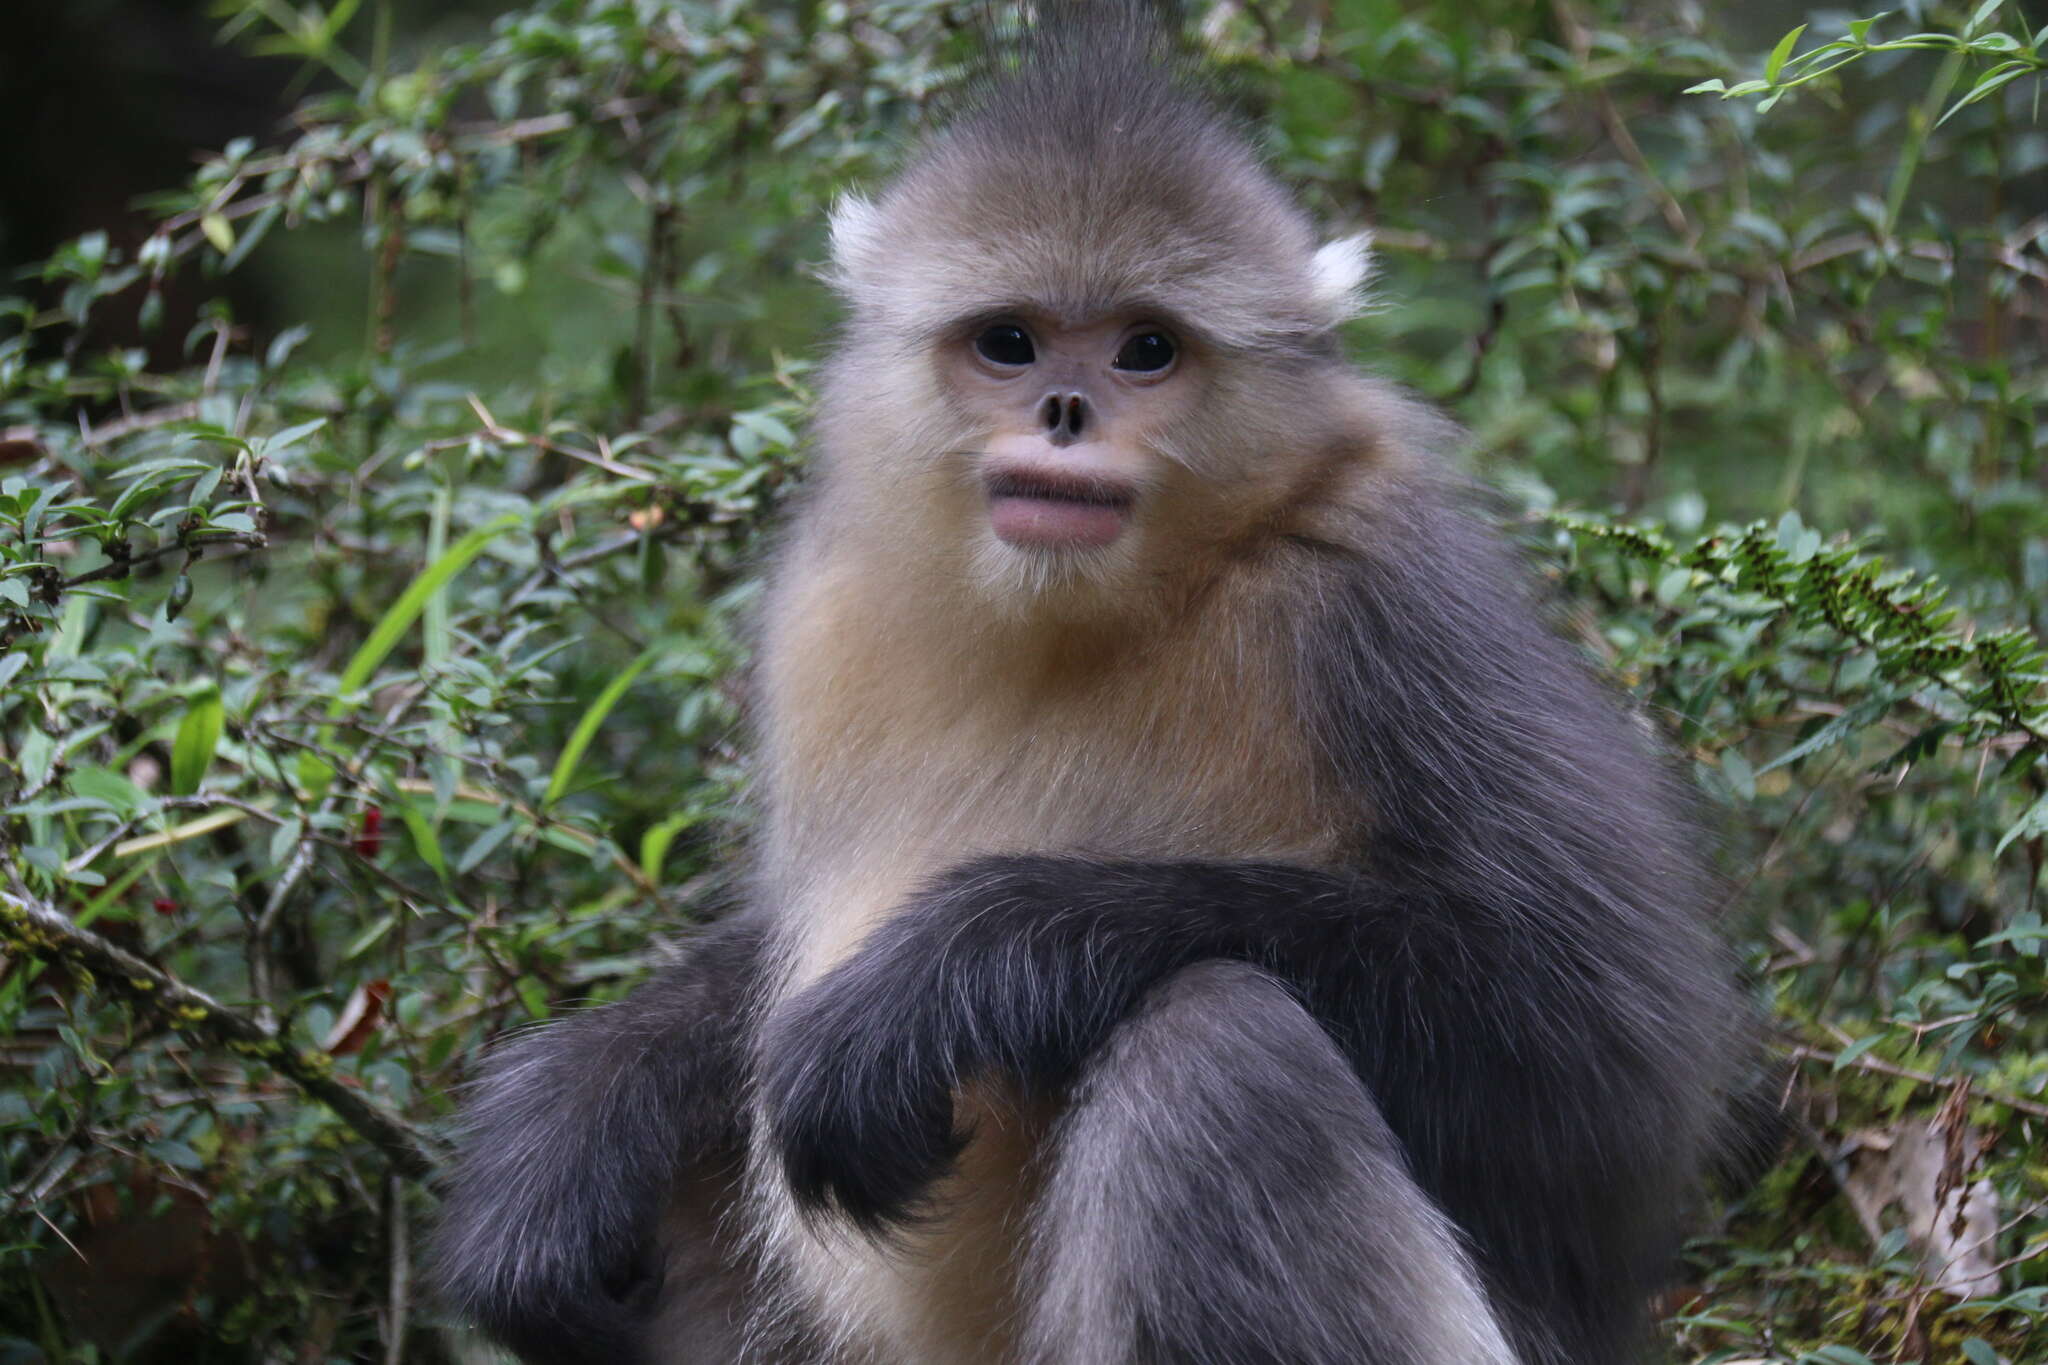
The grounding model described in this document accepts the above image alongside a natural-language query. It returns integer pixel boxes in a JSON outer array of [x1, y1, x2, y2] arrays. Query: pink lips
[[985, 469, 1136, 549]]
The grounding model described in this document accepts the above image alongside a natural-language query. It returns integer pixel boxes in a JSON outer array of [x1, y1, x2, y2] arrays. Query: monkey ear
[[1310, 232, 1376, 319], [827, 193, 886, 292]]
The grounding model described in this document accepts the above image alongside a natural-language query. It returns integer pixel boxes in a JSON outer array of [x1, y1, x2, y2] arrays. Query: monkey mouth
[[984, 467, 1137, 550]]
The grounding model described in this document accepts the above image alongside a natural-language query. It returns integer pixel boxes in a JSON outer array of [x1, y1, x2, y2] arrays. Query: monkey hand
[[760, 943, 971, 1234], [760, 855, 1191, 1231]]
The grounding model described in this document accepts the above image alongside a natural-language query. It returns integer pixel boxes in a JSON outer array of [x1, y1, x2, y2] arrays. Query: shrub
[[2, 2, 2043, 1359]]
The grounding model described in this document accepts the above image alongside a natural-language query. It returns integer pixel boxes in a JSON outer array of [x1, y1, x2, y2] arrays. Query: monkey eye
[[1112, 331, 1176, 373], [973, 325, 1036, 367]]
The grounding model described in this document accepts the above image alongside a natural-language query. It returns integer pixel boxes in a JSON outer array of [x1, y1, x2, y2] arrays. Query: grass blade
[[545, 647, 658, 808], [329, 512, 522, 715]]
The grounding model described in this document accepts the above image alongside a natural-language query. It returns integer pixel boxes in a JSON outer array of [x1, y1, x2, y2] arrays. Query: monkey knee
[[1129, 957, 1307, 1031], [1027, 959, 1519, 1365], [1087, 959, 1370, 1137]]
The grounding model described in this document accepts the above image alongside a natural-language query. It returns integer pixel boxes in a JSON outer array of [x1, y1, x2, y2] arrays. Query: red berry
[[353, 806, 384, 858]]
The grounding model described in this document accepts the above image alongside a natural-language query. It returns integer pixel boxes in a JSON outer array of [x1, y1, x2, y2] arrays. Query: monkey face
[[812, 52, 1378, 613], [938, 311, 1199, 553]]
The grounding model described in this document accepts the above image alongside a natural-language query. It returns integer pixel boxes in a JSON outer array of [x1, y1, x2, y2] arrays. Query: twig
[[502, 522, 692, 613], [253, 822, 324, 1022], [384, 1172, 411, 1365], [80, 402, 203, 446], [0, 889, 443, 1180], [1549, 0, 1694, 242], [59, 532, 265, 590], [1785, 1040, 2048, 1121], [35, 1207, 87, 1262], [459, 396, 659, 484]]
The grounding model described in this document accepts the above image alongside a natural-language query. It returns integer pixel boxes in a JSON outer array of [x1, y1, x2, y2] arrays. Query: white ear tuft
[[827, 193, 885, 285], [1310, 232, 1377, 317]]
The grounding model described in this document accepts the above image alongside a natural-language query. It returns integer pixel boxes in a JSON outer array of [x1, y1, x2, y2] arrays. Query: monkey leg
[[1020, 960, 1521, 1365], [431, 916, 767, 1363]]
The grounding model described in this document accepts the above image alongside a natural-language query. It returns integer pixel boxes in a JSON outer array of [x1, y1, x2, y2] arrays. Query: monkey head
[[810, 20, 1376, 613]]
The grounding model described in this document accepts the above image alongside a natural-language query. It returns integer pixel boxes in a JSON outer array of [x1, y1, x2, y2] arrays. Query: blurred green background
[[2, 1, 2046, 1361]]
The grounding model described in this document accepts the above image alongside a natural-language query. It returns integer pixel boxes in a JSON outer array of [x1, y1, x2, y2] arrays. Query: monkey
[[431, 8, 1748, 1365]]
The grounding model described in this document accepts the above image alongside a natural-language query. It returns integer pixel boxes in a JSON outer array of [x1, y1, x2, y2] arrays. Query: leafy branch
[[1555, 511, 2048, 854], [0, 889, 443, 1180], [1687, 4, 2046, 122]]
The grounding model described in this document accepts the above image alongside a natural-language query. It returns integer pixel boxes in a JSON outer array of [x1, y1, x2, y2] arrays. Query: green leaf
[[68, 766, 145, 817], [170, 684, 224, 796], [1967, 0, 2005, 36], [148, 1138, 206, 1170], [267, 817, 303, 869], [640, 810, 700, 883], [1766, 24, 1808, 83], [345, 914, 396, 960], [108, 473, 175, 521], [260, 418, 328, 456], [545, 647, 659, 808], [1758, 695, 1893, 774], [732, 409, 796, 449], [1960, 1338, 2003, 1365], [1832, 1035, 1883, 1071], [397, 800, 448, 884], [300, 513, 522, 794], [457, 819, 517, 875], [515, 977, 551, 1019], [1997, 791, 2048, 857], [199, 213, 238, 256], [1682, 78, 1727, 94], [1938, 62, 2033, 124], [220, 201, 279, 272], [20, 485, 57, 540], [75, 858, 153, 927]]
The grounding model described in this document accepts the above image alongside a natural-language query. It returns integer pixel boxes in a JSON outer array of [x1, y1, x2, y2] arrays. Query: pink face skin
[[942, 314, 1194, 552]]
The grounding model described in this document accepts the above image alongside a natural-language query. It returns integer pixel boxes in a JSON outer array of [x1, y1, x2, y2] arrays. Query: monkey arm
[[759, 852, 1712, 1237], [430, 914, 765, 1363]]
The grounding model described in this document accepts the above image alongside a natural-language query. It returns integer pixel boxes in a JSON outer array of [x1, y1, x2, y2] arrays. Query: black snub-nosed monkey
[[432, 8, 1748, 1364]]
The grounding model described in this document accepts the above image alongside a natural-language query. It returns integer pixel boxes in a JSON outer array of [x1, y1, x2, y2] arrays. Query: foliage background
[[2, 0, 2046, 1360]]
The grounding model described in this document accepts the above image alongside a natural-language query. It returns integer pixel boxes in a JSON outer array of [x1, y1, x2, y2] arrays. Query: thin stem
[[1883, 49, 1967, 237]]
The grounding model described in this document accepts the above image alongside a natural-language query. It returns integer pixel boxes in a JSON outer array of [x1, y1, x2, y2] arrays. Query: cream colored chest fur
[[756, 547, 1345, 986]]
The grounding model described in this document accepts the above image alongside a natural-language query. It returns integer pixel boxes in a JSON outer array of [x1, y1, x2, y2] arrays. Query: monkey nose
[[1038, 392, 1088, 446]]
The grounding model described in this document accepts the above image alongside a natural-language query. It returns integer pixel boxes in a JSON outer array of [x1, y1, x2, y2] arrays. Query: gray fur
[[1022, 961, 1522, 1365]]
